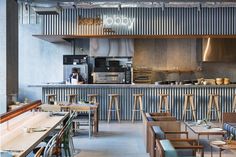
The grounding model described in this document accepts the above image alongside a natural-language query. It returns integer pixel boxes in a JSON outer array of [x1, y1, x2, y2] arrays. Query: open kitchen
[[1, 1, 236, 157]]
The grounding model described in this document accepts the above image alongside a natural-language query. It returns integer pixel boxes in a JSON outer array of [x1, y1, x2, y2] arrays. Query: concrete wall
[[7, 0, 18, 104], [18, 25, 90, 101], [0, 0, 18, 114], [0, 0, 7, 114]]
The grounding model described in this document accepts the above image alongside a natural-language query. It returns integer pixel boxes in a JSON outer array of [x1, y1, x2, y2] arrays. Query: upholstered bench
[[223, 113, 236, 140], [223, 123, 236, 139]]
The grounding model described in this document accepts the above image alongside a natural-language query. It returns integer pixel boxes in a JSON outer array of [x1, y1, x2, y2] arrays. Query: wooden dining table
[[40, 102, 99, 134], [0, 111, 69, 157]]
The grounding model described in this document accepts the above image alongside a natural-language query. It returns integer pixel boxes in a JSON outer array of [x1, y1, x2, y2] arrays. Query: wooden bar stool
[[182, 94, 196, 121], [232, 94, 236, 112], [207, 94, 221, 122], [87, 94, 99, 103], [67, 94, 77, 104], [107, 94, 120, 123], [46, 94, 56, 104], [158, 94, 169, 113], [132, 93, 144, 123]]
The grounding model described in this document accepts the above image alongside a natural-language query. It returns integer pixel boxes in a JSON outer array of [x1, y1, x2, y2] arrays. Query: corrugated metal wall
[[42, 85, 236, 121], [42, 7, 236, 35]]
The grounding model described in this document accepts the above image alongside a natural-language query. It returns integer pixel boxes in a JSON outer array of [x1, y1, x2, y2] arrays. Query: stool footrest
[[108, 109, 120, 111], [132, 109, 143, 111]]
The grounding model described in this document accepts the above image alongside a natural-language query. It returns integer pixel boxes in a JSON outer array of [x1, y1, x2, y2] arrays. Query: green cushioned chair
[[160, 140, 178, 157]]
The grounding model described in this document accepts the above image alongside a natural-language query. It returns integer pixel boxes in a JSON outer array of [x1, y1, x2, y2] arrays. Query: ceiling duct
[[33, 6, 61, 15]]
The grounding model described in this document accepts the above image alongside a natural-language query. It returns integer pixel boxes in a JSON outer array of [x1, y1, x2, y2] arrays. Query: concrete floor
[[74, 122, 236, 157]]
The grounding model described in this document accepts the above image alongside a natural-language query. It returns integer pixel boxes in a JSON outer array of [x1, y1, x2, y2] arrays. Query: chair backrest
[[34, 147, 44, 157], [156, 139, 178, 157], [40, 104, 61, 112], [69, 105, 91, 112], [43, 134, 58, 157]]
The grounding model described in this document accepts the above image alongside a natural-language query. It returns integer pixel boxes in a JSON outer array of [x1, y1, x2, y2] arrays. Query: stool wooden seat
[[46, 94, 56, 104], [67, 94, 77, 104], [182, 94, 196, 121], [87, 94, 99, 103], [132, 93, 144, 123], [232, 94, 236, 112], [207, 94, 221, 122], [158, 94, 169, 113], [107, 94, 120, 123]]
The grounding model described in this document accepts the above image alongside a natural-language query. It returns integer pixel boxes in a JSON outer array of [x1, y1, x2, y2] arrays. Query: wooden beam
[[0, 100, 42, 123]]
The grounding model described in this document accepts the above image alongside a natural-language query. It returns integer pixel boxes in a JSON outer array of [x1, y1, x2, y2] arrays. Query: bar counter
[[31, 84, 236, 121]]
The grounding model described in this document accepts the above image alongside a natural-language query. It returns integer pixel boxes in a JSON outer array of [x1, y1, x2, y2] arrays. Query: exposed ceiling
[[18, 0, 236, 9]]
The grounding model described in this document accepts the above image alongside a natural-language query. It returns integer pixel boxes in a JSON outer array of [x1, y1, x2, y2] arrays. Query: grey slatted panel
[[42, 7, 236, 35], [42, 86, 236, 121]]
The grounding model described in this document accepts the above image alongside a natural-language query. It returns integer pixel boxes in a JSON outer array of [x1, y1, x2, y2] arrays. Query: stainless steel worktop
[[30, 83, 236, 88]]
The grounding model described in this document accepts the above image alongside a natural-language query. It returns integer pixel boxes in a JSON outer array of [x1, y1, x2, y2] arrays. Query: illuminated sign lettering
[[103, 15, 135, 29]]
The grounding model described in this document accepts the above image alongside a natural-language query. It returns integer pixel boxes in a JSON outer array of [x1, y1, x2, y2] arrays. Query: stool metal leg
[[132, 96, 137, 123], [233, 95, 236, 112], [190, 96, 196, 121], [164, 96, 169, 113], [182, 95, 188, 121], [207, 96, 213, 121], [139, 96, 143, 117], [214, 96, 221, 122], [115, 97, 120, 122], [107, 97, 113, 123]]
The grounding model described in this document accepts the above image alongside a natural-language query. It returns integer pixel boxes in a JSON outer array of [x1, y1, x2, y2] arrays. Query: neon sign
[[103, 15, 135, 29]]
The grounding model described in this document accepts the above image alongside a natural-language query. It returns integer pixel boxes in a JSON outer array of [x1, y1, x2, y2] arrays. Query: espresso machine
[[63, 55, 89, 83]]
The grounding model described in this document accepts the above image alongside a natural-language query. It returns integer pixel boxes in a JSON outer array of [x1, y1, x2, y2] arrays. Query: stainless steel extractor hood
[[202, 38, 236, 62]]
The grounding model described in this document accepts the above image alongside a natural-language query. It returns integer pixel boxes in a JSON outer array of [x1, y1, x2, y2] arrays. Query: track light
[[24, 2, 28, 11], [118, 3, 121, 11]]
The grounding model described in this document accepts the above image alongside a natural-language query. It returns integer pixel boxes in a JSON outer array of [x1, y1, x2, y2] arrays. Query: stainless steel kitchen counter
[[31, 83, 236, 121]]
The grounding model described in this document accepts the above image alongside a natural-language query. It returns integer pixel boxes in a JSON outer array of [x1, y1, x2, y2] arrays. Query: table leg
[[211, 145, 213, 157], [219, 148, 222, 157]]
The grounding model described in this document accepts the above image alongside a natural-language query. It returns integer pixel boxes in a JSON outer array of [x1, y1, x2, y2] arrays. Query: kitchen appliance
[[92, 57, 132, 84], [63, 55, 88, 83], [93, 72, 125, 84]]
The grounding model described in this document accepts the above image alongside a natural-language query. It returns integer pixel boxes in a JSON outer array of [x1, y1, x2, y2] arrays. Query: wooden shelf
[[33, 34, 236, 43]]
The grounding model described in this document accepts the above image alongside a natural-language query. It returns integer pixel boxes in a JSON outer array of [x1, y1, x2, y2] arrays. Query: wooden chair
[[207, 94, 221, 122], [158, 94, 169, 113], [156, 139, 204, 157], [34, 147, 44, 157], [43, 133, 58, 157], [70, 105, 94, 138], [132, 93, 144, 123], [149, 125, 189, 157], [107, 94, 120, 123], [67, 94, 78, 104], [182, 94, 196, 121], [45, 94, 56, 104], [87, 94, 99, 103]]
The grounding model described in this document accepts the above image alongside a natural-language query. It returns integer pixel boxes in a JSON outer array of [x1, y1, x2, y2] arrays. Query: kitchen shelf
[[154, 69, 201, 73]]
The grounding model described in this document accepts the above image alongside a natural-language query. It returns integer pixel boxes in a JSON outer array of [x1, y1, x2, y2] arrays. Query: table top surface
[[184, 121, 226, 135], [40, 102, 98, 111], [0, 111, 69, 157], [210, 140, 236, 150]]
